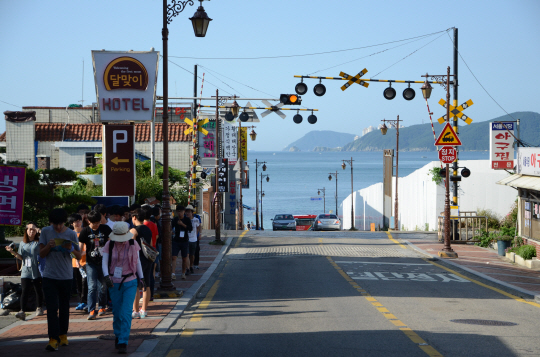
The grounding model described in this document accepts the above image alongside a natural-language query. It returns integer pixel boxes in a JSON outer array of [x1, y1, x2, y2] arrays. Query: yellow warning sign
[[435, 123, 462, 146]]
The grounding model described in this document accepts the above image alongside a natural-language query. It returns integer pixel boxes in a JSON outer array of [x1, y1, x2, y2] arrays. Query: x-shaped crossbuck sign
[[339, 68, 369, 91], [261, 100, 286, 119], [437, 99, 474, 125], [184, 118, 209, 135]]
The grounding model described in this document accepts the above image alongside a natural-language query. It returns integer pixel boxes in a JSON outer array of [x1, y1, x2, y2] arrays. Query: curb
[[404, 240, 540, 301]]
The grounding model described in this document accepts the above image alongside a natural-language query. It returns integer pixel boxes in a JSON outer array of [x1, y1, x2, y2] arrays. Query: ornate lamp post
[[328, 171, 338, 216], [254, 160, 267, 230], [160, 0, 212, 291], [341, 157, 355, 230], [421, 68, 458, 258], [260, 174, 269, 229], [380, 116, 401, 231], [317, 188, 326, 213]]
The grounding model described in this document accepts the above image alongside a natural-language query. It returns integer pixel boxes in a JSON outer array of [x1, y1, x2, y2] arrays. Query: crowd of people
[[3, 202, 202, 354]]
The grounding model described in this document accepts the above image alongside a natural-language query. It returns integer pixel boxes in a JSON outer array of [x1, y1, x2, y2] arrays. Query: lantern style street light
[[160, 0, 212, 291], [254, 159, 267, 230], [260, 174, 270, 229], [318, 187, 326, 213], [328, 171, 338, 216]]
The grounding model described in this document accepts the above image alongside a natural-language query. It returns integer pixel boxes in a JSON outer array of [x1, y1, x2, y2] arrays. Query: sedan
[[272, 214, 297, 231], [313, 214, 341, 231]]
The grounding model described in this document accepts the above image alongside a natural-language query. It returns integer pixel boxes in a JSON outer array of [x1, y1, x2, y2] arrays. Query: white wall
[[341, 160, 518, 231]]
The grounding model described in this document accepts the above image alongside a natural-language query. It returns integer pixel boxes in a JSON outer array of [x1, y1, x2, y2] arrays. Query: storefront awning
[[496, 174, 540, 191]]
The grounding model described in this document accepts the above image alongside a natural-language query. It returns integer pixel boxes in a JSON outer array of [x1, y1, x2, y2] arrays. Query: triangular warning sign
[[435, 123, 462, 146]]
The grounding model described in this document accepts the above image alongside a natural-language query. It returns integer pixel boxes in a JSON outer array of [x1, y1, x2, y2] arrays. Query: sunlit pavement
[[154, 230, 540, 357]]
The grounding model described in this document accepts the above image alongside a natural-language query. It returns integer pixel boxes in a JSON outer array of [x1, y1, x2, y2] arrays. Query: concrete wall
[[5, 120, 34, 168], [135, 142, 191, 172], [341, 160, 518, 231], [55, 143, 102, 172]]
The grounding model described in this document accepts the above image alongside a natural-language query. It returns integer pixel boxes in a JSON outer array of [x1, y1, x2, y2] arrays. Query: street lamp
[[160, 0, 212, 291], [342, 158, 355, 230], [254, 159, 267, 230], [328, 171, 338, 216], [380, 116, 401, 231], [318, 187, 326, 213], [260, 174, 269, 229], [422, 68, 458, 258]]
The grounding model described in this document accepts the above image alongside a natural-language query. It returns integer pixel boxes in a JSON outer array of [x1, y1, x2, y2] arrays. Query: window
[[85, 152, 98, 168]]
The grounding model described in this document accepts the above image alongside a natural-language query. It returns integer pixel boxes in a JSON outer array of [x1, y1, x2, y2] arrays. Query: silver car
[[272, 214, 296, 231], [313, 214, 341, 231]]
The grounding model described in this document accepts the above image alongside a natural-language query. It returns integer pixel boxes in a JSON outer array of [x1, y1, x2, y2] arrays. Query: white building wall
[[342, 160, 518, 231], [37, 142, 60, 168], [56, 143, 102, 172]]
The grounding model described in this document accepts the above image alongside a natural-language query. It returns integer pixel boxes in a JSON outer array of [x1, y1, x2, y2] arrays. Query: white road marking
[[335, 261, 432, 266]]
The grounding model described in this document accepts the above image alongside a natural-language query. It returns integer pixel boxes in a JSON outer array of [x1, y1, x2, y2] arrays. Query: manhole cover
[[450, 319, 517, 326], [98, 333, 158, 340]]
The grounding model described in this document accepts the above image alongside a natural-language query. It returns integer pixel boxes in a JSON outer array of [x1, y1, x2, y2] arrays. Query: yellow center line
[[234, 230, 249, 248], [166, 349, 184, 357], [425, 259, 540, 309], [198, 280, 220, 310], [386, 231, 407, 249], [327, 256, 444, 357], [180, 328, 195, 337]]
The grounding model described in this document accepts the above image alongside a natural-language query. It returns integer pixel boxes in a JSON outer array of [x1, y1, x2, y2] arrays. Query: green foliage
[[499, 225, 516, 238], [79, 154, 103, 174], [134, 160, 188, 205], [428, 167, 443, 185], [511, 245, 537, 260], [475, 229, 498, 248], [500, 200, 518, 228], [477, 208, 501, 229]]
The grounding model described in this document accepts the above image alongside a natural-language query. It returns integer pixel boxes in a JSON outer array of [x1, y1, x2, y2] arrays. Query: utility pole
[[328, 171, 338, 216], [318, 188, 326, 213], [452, 28, 459, 215], [214, 89, 221, 242], [254, 159, 267, 230], [342, 158, 355, 230]]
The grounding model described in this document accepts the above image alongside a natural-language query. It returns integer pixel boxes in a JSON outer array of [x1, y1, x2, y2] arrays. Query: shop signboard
[[217, 158, 228, 193], [517, 147, 540, 177], [198, 119, 217, 160], [490, 122, 514, 169], [0, 165, 26, 226], [103, 124, 135, 196], [222, 122, 238, 165]]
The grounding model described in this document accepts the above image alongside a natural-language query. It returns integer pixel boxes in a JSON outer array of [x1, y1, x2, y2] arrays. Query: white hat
[[109, 222, 134, 242], [185, 204, 194, 211]]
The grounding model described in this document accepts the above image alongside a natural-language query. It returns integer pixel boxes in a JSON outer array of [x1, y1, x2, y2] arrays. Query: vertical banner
[[103, 124, 135, 196], [198, 119, 216, 158], [0, 166, 26, 226], [490, 122, 514, 169], [239, 127, 247, 161], [218, 158, 228, 193], [222, 122, 237, 165]]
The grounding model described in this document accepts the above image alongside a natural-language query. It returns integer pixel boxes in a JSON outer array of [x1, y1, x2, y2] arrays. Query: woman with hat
[[101, 221, 144, 354]]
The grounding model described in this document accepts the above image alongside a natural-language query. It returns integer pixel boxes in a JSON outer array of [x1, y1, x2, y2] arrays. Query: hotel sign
[[92, 50, 159, 122]]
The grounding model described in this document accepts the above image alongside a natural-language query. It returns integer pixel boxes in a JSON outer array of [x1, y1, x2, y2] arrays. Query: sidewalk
[[0, 230, 234, 356], [402, 233, 540, 300]]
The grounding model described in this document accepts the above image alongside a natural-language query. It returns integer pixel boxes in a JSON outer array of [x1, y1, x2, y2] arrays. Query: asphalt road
[[158, 231, 540, 357]]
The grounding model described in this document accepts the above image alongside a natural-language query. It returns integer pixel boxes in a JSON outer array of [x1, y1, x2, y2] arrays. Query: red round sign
[[439, 146, 457, 164]]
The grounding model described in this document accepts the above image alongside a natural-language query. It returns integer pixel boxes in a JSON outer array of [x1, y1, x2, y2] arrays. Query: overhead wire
[[166, 58, 234, 96], [0, 100, 22, 108], [169, 29, 451, 60]]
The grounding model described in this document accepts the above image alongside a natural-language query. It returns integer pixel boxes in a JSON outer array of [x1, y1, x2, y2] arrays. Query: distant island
[[282, 111, 539, 152]]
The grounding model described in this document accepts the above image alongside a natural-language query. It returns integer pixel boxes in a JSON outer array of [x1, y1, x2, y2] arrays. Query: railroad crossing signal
[[184, 118, 209, 136], [261, 100, 286, 119], [280, 94, 301, 105], [437, 99, 474, 125], [339, 68, 369, 91], [435, 123, 462, 146]]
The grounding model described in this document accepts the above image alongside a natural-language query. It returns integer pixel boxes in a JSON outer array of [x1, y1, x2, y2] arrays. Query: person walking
[[193, 213, 202, 270], [184, 205, 200, 275], [68, 213, 88, 312], [171, 206, 192, 280], [130, 208, 153, 319], [5, 222, 44, 320], [78, 210, 112, 320], [102, 222, 144, 354], [39, 208, 81, 351]]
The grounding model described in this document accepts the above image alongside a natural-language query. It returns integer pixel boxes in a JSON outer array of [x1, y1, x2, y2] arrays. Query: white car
[[313, 214, 341, 231]]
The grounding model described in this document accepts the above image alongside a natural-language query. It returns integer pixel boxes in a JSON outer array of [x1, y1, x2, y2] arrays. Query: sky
[[1, 0, 539, 151]]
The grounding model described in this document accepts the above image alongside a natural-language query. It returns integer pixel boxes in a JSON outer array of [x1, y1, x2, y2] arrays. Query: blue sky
[[1, 0, 539, 151]]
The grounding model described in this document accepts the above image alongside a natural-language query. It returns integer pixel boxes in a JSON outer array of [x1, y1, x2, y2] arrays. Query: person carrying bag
[[102, 222, 144, 354]]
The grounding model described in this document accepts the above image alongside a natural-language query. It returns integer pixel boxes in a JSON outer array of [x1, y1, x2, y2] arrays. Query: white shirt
[[188, 218, 199, 242], [106, 218, 115, 230]]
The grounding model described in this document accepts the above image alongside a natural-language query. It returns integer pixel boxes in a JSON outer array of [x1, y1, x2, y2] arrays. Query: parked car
[[271, 214, 296, 231], [313, 214, 341, 231]]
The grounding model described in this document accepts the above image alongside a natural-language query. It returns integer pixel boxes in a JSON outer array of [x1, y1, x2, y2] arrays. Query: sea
[[244, 150, 490, 229]]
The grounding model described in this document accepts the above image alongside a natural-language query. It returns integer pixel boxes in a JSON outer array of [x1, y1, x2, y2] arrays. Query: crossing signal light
[[461, 168, 471, 178], [280, 94, 301, 105]]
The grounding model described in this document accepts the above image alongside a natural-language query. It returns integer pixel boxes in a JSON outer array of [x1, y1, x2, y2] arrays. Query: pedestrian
[[130, 208, 153, 319], [77, 204, 90, 227], [151, 206, 162, 279], [94, 204, 109, 225], [39, 208, 81, 351], [184, 205, 200, 275], [102, 222, 144, 354], [171, 206, 192, 280], [246, 222, 251, 230], [78, 210, 112, 320], [5, 222, 44, 320], [193, 212, 202, 270], [141, 205, 158, 300], [68, 213, 88, 312], [107, 205, 123, 230]]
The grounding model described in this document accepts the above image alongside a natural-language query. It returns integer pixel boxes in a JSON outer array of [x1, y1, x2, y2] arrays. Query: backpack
[[108, 240, 138, 289]]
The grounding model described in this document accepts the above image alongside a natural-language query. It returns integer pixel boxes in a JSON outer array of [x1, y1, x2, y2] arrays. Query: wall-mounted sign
[[239, 127, 247, 161], [490, 122, 514, 170], [222, 122, 237, 165], [517, 147, 540, 177], [103, 124, 135, 196], [0, 165, 26, 226], [198, 119, 216, 159], [92, 50, 159, 122], [218, 158, 228, 193]]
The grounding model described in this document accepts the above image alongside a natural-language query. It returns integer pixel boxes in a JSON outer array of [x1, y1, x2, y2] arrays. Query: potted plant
[[497, 235, 513, 256]]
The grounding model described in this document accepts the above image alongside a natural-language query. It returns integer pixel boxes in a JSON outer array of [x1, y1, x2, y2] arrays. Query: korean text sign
[[490, 122, 514, 169], [239, 127, 248, 161], [0, 166, 26, 226], [218, 158, 228, 193], [222, 122, 237, 165], [198, 119, 216, 158], [517, 148, 540, 177], [92, 51, 159, 122]]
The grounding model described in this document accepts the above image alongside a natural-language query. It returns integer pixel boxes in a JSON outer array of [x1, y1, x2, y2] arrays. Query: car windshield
[[275, 215, 294, 220], [319, 214, 337, 219]]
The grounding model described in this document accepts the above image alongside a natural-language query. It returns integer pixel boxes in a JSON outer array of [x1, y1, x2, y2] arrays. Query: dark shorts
[[188, 241, 197, 255], [172, 241, 189, 258], [141, 260, 153, 287]]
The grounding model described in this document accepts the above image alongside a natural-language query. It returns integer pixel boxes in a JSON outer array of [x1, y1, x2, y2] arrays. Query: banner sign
[[222, 122, 238, 165], [0, 165, 26, 226], [218, 158, 228, 193], [517, 148, 540, 177], [92, 50, 159, 122], [239, 127, 247, 161], [198, 119, 216, 159], [103, 124, 135, 196], [490, 122, 514, 169]]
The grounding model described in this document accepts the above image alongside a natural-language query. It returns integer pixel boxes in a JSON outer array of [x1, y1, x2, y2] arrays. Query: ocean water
[[244, 150, 489, 229]]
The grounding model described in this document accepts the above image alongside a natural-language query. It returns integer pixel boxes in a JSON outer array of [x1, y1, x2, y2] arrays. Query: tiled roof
[[34, 123, 191, 142], [0, 132, 5, 142]]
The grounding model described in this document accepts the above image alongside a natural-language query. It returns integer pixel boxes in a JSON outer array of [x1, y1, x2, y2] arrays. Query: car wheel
[[273, 228, 276, 231]]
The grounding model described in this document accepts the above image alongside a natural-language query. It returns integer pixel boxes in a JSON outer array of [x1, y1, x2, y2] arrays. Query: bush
[[476, 230, 498, 248], [477, 208, 501, 229], [428, 167, 444, 185], [515, 245, 537, 260], [500, 200, 518, 228]]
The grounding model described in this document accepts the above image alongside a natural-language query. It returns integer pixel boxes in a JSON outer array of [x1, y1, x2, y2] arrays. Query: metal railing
[[438, 212, 488, 242]]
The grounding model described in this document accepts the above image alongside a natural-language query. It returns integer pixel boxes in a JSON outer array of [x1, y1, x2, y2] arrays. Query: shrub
[[475, 230, 498, 248], [477, 208, 501, 229], [516, 245, 537, 260], [428, 167, 444, 185]]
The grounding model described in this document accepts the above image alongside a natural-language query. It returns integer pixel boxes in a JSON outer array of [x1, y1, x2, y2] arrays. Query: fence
[[437, 212, 488, 243]]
